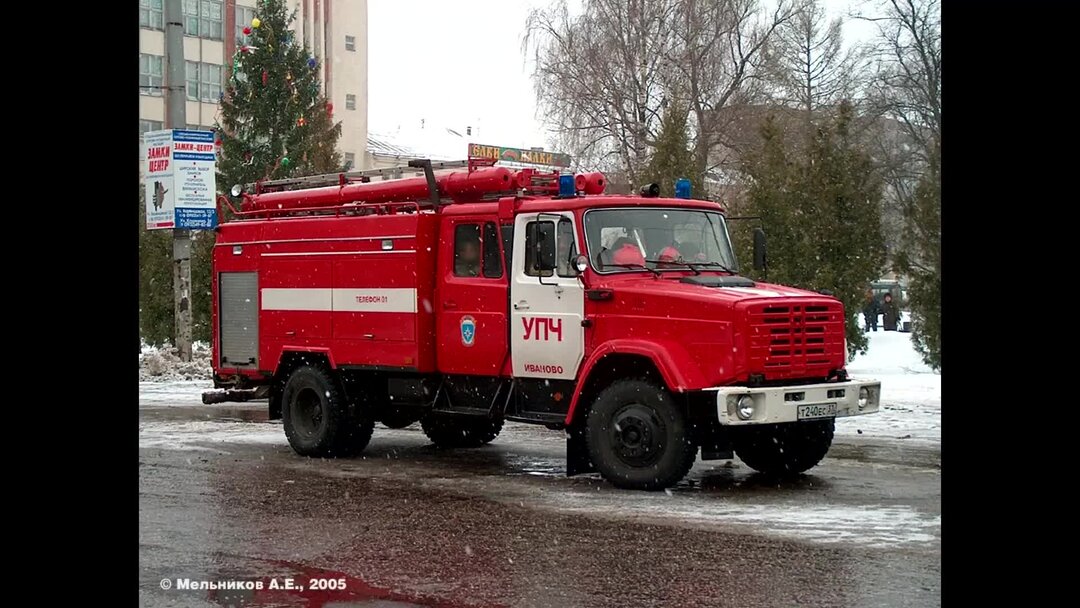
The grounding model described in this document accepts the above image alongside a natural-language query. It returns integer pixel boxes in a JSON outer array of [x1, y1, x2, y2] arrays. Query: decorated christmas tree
[[216, 0, 343, 191]]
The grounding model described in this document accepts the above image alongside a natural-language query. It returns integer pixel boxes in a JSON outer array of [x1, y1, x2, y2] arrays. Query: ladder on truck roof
[[247, 159, 470, 194]]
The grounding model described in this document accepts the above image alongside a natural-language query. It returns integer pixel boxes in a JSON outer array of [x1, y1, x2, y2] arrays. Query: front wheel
[[733, 420, 834, 475], [585, 379, 698, 491]]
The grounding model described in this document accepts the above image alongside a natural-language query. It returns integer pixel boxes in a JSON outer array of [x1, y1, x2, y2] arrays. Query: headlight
[[858, 387, 870, 409], [736, 395, 756, 420]]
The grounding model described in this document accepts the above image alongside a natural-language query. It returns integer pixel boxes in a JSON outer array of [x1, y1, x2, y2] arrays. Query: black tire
[[421, 415, 503, 448], [379, 407, 422, 429], [584, 379, 698, 491], [733, 419, 834, 475], [282, 365, 374, 457]]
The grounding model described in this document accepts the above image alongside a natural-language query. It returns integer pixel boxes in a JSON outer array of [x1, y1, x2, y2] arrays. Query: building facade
[[139, 0, 367, 169]]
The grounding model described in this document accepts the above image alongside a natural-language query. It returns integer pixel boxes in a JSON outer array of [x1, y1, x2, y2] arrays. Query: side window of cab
[[454, 222, 504, 279]]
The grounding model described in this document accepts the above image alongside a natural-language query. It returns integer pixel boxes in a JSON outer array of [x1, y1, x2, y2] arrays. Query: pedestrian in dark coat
[[862, 289, 879, 332], [881, 293, 901, 331]]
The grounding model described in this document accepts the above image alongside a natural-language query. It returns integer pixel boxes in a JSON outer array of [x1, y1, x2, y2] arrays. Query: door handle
[[285, 330, 296, 337], [444, 301, 458, 310], [514, 301, 530, 310]]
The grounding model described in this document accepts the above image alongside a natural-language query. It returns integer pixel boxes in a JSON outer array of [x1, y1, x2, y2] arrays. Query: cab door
[[435, 217, 509, 375], [510, 213, 585, 380]]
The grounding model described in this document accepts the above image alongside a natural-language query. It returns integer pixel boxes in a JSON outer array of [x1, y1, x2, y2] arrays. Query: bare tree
[[669, 0, 797, 182], [858, 0, 941, 370], [524, 0, 678, 186], [859, 0, 940, 163], [764, 0, 867, 114]]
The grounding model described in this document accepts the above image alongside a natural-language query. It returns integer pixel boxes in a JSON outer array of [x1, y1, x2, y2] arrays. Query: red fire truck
[[206, 159, 881, 490]]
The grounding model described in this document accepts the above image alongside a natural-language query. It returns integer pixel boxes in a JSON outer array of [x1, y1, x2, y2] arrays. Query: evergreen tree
[[739, 102, 886, 358], [216, 0, 343, 190], [139, 186, 174, 346], [174, 0, 345, 343], [894, 146, 941, 369], [643, 102, 704, 198]]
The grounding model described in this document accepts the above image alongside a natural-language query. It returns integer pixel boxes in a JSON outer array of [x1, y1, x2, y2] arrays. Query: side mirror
[[753, 227, 767, 272]]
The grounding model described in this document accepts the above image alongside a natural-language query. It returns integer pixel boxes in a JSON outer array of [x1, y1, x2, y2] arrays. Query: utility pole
[[165, 0, 192, 362]]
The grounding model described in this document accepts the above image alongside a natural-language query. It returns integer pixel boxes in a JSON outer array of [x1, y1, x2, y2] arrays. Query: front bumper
[[711, 379, 881, 425]]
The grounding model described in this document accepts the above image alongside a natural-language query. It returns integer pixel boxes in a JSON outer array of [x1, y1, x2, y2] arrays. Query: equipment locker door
[[510, 213, 584, 380]]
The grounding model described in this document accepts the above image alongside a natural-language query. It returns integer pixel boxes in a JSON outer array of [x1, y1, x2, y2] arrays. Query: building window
[[140, 120, 164, 139], [345, 35, 356, 51], [140, 54, 164, 96], [236, 6, 255, 45], [183, 0, 223, 40], [201, 64, 222, 102], [186, 62, 223, 102], [344, 152, 355, 170], [140, 0, 164, 30], [186, 62, 199, 101], [346, 94, 356, 111]]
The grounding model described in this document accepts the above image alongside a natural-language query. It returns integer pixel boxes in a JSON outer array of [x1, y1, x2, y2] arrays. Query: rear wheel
[[733, 420, 834, 475], [282, 365, 374, 457], [421, 415, 503, 448], [584, 379, 698, 491]]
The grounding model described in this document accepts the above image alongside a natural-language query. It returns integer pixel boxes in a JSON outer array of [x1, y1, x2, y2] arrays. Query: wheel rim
[[609, 403, 666, 467], [292, 387, 324, 438]]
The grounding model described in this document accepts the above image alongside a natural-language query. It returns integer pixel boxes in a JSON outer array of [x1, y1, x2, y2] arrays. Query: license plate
[[797, 403, 837, 420]]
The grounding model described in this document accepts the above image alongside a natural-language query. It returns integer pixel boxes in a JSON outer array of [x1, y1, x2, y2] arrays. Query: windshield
[[583, 208, 737, 273]]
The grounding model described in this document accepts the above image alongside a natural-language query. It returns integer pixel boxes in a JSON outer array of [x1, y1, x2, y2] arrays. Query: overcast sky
[[367, 0, 876, 154]]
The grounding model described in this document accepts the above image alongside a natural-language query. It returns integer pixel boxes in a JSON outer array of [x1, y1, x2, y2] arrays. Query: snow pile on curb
[[140, 342, 212, 381]]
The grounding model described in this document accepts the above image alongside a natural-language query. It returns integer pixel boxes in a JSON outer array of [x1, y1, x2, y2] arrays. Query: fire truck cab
[[207, 159, 881, 490]]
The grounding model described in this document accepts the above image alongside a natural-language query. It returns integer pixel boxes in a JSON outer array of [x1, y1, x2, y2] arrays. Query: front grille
[[746, 301, 843, 378]]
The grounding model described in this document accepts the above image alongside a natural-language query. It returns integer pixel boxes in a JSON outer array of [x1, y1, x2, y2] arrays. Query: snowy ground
[[139, 330, 940, 444], [835, 329, 941, 443]]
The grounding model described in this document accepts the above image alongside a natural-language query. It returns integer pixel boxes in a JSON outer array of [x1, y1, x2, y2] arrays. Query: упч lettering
[[522, 317, 563, 341]]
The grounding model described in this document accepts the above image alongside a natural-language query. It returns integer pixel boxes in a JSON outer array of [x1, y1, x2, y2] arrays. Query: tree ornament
[[326, 102, 333, 116], [242, 26, 252, 35], [286, 72, 293, 81], [262, 70, 268, 85], [297, 117, 307, 127], [307, 57, 317, 69], [281, 156, 291, 168], [251, 17, 261, 28]]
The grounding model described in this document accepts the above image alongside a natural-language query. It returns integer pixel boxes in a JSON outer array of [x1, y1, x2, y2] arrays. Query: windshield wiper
[[603, 262, 661, 278], [644, 259, 700, 275], [685, 261, 735, 274]]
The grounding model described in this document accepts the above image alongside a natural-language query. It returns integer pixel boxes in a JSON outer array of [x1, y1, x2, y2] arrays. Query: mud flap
[[695, 420, 733, 461], [566, 425, 595, 476]]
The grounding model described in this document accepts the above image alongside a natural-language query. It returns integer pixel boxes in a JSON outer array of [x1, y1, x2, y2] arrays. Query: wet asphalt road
[[139, 404, 941, 607]]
